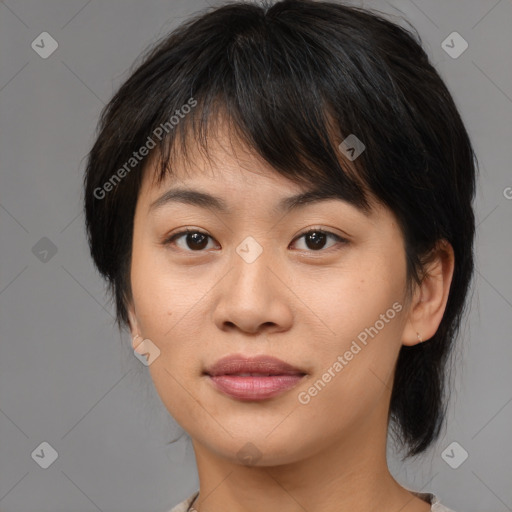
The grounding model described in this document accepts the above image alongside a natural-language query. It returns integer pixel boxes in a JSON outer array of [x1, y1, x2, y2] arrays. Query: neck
[[189, 406, 429, 512]]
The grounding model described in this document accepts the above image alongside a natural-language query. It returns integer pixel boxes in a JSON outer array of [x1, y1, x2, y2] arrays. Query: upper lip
[[204, 354, 306, 377]]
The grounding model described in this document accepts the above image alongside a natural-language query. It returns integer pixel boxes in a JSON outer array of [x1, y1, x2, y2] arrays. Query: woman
[[83, 1, 477, 510]]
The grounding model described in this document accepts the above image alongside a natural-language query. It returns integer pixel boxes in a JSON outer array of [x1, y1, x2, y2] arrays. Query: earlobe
[[127, 305, 141, 348], [402, 240, 455, 346]]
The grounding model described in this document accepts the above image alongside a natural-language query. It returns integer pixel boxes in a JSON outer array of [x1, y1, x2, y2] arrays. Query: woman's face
[[128, 132, 415, 466]]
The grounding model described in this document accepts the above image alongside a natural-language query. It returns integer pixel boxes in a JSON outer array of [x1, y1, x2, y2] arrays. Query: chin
[[192, 429, 316, 467]]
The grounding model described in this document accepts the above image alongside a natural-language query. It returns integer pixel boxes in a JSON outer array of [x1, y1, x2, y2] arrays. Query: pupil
[[188, 232, 208, 250], [307, 231, 326, 250]]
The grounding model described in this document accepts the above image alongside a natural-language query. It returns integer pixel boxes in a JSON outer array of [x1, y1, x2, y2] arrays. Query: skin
[[127, 128, 455, 512]]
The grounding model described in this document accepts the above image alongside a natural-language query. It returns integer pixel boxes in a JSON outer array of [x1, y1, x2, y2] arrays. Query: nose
[[212, 242, 294, 335]]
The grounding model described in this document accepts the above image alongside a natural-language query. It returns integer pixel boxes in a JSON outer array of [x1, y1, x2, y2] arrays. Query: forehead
[[138, 172, 382, 233], [142, 165, 352, 222]]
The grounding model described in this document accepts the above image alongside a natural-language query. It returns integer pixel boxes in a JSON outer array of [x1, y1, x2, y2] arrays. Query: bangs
[[150, 97, 371, 212], [131, 3, 376, 212]]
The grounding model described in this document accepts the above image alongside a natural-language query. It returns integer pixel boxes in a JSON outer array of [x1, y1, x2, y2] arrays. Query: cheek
[[129, 236, 214, 379], [129, 230, 192, 335], [300, 250, 407, 401], [308, 253, 406, 345], [130, 243, 209, 426]]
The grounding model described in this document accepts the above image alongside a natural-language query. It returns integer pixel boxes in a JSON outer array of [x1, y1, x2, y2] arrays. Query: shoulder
[[168, 490, 199, 512], [168, 490, 458, 512], [412, 491, 458, 512]]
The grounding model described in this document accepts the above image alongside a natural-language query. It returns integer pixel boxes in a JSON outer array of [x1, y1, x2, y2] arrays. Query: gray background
[[0, 0, 511, 511]]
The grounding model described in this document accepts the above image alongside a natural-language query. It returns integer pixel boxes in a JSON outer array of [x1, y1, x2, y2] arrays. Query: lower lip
[[207, 374, 305, 400]]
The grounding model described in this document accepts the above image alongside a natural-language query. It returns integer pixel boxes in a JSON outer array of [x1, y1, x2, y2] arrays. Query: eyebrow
[[148, 187, 364, 215]]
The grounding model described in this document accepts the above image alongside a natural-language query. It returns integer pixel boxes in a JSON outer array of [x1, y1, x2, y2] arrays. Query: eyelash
[[162, 227, 348, 254]]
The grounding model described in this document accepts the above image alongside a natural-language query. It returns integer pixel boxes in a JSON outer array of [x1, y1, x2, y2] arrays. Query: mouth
[[204, 354, 307, 401]]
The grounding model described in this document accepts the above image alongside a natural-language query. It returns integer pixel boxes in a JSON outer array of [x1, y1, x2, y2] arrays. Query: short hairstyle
[[83, 0, 477, 458]]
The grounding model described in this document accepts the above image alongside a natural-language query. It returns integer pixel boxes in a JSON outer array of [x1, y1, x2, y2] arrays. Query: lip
[[204, 354, 307, 401]]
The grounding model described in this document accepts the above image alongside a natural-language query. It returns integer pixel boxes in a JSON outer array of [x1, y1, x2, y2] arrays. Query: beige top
[[168, 490, 457, 512]]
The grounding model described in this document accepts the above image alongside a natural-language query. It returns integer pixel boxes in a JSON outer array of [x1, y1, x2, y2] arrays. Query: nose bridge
[[213, 234, 292, 334], [231, 234, 275, 297]]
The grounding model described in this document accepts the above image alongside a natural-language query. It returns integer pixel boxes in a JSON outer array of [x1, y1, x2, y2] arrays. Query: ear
[[127, 302, 142, 350], [402, 240, 455, 346]]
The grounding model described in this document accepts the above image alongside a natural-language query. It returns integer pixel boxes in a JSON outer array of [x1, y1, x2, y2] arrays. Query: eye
[[290, 228, 347, 252], [164, 229, 217, 252], [163, 227, 347, 253]]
